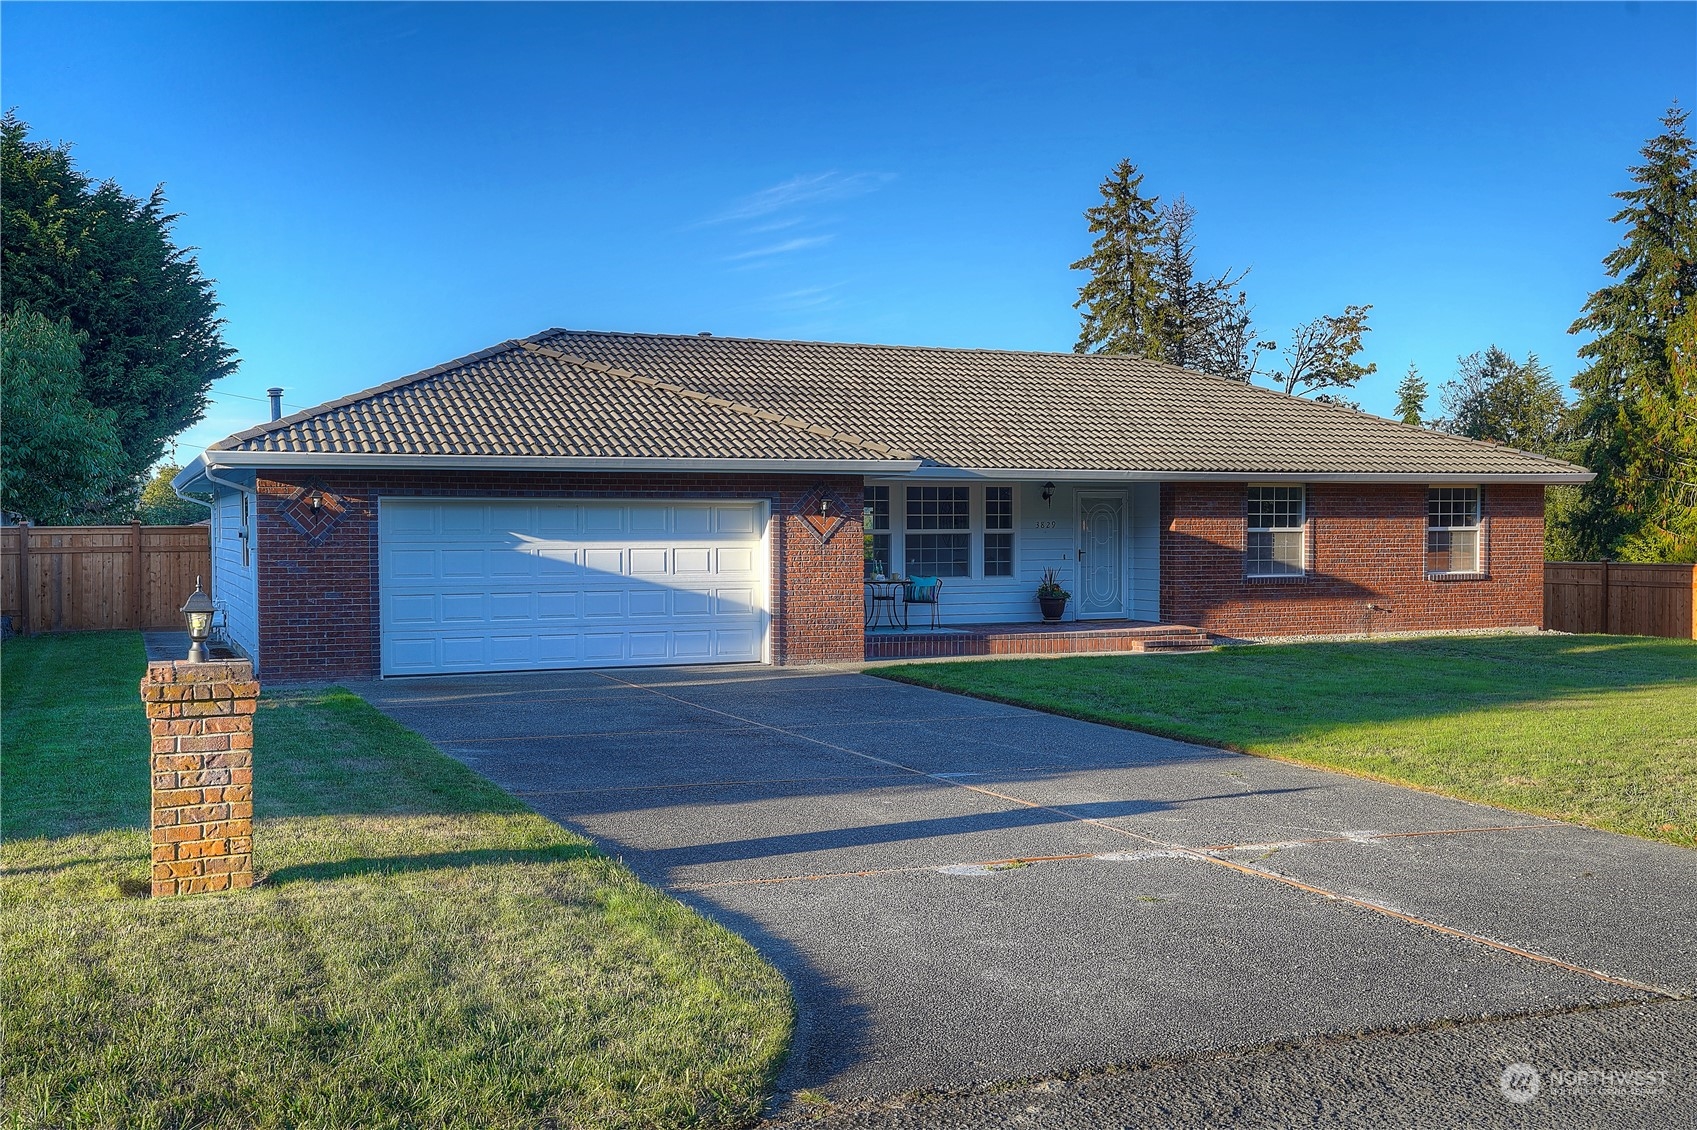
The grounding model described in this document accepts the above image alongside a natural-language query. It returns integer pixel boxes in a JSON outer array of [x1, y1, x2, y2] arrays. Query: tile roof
[[214, 329, 1590, 479], [211, 341, 905, 462]]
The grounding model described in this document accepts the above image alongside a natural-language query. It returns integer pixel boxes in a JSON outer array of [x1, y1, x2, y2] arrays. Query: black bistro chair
[[902, 576, 943, 630]]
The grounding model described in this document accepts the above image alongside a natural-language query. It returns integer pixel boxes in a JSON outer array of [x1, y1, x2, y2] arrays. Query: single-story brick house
[[174, 330, 1591, 679]]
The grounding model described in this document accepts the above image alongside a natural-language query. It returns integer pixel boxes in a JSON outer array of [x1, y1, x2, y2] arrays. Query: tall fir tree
[[1071, 159, 1164, 357], [1437, 347, 1568, 455], [1393, 364, 1428, 426], [1567, 104, 1697, 562], [1, 113, 237, 514], [1150, 196, 1260, 380]]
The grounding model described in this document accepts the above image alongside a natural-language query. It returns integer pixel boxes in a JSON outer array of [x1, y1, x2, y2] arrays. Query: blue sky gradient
[[4, 2, 1693, 458]]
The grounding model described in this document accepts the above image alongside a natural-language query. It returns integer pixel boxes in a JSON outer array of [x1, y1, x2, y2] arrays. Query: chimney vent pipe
[[267, 388, 284, 421]]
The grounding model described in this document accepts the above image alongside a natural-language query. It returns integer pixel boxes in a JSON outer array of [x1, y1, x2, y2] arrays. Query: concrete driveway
[[353, 664, 1695, 1111]]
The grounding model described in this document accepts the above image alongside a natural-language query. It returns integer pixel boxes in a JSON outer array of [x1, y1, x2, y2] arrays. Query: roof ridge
[[536, 327, 1589, 474], [208, 340, 528, 450], [516, 339, 915, 461]]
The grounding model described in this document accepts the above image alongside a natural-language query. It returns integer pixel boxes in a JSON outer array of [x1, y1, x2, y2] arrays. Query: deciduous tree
[[136, 463, 210, 525], [1265, 305, 1377, 408], [1, 307, 129, 525]]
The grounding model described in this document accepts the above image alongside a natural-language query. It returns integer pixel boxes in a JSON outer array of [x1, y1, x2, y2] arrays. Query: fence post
[[16, 520, 30, 637], [1601, 559, 1611, 635], [130, 520, 145, 630]]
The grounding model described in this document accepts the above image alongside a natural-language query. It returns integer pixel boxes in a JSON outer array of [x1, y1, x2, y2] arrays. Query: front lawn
[[879, 634, 1696, 847], [1, 632, 791, 1129]]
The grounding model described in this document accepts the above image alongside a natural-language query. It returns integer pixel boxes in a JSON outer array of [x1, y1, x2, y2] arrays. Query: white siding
[[1128, 481, 1161, 621], [866, 479, 1163, 624], [211, 484, 260, 664]]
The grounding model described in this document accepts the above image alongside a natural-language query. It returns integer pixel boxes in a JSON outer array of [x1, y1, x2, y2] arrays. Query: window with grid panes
[[863, 486, 891, 577], [984, 486, 1014, 577], [1245, 486, 1305, 576], [905, 486, 970, 577], [1426, 487, 1481, 573]]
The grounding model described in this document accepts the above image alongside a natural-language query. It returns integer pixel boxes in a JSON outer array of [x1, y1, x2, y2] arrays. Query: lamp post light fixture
[[181, 577, 215, 663]]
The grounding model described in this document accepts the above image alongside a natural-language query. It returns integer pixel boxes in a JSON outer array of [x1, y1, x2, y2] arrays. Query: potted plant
[[1036, 567, 1071, 622]]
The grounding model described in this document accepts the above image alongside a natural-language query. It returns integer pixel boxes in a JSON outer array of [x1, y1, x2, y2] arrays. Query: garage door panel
[[381, 500, 769, 675], [630, 548, 669, 575], [628, 590, 669, 618], [441, 550, 484, 577], [441, 508, 487, 534], [582, 591, 624, 618], [537, 592, 581, 620], [675, 508, 712, 535], [716, 506, 757, 534], [584, 548, 624, 576]]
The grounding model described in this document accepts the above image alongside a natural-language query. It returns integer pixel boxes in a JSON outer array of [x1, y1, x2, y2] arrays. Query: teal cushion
[[905, 576, 940, 603]]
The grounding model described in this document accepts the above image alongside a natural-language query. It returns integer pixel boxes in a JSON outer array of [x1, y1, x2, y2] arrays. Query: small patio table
[[864, 580, 906, 630]]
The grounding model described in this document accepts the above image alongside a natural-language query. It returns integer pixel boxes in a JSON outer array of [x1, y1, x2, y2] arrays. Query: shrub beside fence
[[1, 522, 212, 634], [1544, 562, 1697, 640]]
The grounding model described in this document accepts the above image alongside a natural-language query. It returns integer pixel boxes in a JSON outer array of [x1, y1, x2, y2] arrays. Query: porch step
[[865, 621, 1213, 661], [1133, 629, 1214, 654]]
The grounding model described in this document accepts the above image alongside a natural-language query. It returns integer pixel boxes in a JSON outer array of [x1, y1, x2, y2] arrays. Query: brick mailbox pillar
[[141, 659, 258, 896]]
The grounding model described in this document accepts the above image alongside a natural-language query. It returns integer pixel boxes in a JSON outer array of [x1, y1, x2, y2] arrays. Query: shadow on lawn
[[879, 634, 1697, 746], [264, 843, 602, 887]]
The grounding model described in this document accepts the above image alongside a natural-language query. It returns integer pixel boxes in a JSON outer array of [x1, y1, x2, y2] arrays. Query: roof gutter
[[199, 451, 924, 475], [896, 466, 1595, 485]]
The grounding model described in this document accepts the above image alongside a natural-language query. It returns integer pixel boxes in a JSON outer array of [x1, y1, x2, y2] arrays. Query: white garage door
[[379, 499, 769, 675]]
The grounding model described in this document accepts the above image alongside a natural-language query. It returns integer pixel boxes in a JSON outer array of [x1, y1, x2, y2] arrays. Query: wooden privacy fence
[[1, 522, 212, 634], [1544, 562, 1697, 640]]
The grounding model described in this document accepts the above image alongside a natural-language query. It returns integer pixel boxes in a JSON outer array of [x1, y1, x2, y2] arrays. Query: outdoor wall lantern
[[1042, 481, 1056, 506], [308, 489, 323, 510], [181, 578, 215, 663], [819, 496, 831, 517]]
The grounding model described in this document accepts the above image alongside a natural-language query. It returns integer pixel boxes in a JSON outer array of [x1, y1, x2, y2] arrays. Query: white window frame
[[983, 485, 1016, 578], [863, 485, 892, 578], [903, 485, 972, 578], [1426, 487, 1483, 576], [1245, 485, 1307, 578]]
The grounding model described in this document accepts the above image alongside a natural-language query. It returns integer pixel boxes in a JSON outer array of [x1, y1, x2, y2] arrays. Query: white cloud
[[725, 235, 835, 262], [708, 171, 895, 225]]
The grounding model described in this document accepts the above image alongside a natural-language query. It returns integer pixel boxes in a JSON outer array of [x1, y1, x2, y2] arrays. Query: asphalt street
[[353, 664, 1696, 1127]]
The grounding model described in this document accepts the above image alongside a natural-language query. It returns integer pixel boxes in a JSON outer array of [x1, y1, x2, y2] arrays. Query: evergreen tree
[[1, 307, 130, 525], [1437, 347, 1567, 454], [1150, 196, 1261, 380], [1393, 363, 1428, 426], [1, 113, 237, 504], [1567, 104, 1697, 562], [1071, 159, 1164, 356]]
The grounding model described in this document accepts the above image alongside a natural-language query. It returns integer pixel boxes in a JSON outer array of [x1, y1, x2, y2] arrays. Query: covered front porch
[[864, 618, 1211, 660]]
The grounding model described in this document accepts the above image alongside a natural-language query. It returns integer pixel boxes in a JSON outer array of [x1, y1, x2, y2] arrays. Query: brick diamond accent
[[794, 484, 851, 544], [278, 480, 348, 546]]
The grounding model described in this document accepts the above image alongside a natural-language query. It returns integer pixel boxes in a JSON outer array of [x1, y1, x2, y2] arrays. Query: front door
[[1077, 494, 1124, 618]]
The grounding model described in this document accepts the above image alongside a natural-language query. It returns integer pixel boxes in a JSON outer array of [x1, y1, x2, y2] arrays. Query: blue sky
[[4, 2, 1693, 460]]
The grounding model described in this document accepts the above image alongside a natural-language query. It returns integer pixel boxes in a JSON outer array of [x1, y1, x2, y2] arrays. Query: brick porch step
[[865, 621, 1213, 661]]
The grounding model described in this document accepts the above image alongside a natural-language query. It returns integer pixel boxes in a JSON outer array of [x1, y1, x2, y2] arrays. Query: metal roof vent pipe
[[267, 388, 284, 421]]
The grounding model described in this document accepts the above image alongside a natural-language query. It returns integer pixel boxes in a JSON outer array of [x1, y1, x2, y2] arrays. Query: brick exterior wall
[[142, 659, 257, 896], [1160, 482, 1545, 637], [252, 470, 864, 679]]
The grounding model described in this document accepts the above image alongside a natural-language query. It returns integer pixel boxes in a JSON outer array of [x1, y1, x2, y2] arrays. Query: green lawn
[[879, 634, 1697, 847], [1, 632, 791, 1130]]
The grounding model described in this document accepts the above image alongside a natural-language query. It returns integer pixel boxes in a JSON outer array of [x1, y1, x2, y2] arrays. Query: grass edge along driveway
[[878, 633, 1696, 849], [1, 632, 792, 1130]]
